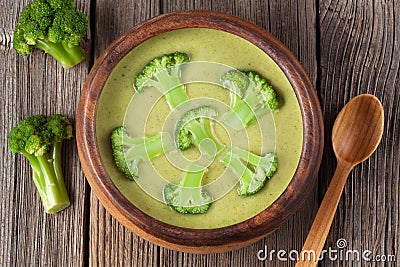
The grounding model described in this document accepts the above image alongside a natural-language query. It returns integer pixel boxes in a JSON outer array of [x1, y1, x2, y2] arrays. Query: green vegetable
[[163, 164, 212, 214], [110, 126, 174, 180], [220, 70, 281, 130], [221, 146, 278, 196], [13, 0, 88, 68], [175, 106, 224, 158], [133, 52, 190, 108], [8, 114, 72, 213]]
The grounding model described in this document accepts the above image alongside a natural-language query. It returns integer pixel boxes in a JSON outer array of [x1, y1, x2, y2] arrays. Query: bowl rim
[[76, 10, 324, 253]]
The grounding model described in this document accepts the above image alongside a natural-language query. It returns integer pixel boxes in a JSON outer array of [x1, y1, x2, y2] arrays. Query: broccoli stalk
[[133, 52, 190, 108], [8, 114, 72, 213], [221, 70, 281, 130], [221, 146, 278, 196], [175, 106, 224, 158], [34, 39, 85, 68], [110, 126, 174, 180], [163, 164, 212, 214], [13, 0, 88, 68]]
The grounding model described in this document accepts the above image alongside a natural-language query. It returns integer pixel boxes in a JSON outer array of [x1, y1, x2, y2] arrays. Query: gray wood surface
[[0, 0, 398, 266], [1, 1, 91, 266], [319, 1, 400, 266]]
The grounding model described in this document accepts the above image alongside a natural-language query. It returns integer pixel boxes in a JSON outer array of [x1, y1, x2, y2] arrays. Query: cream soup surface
[[96, 28, 303, 229]]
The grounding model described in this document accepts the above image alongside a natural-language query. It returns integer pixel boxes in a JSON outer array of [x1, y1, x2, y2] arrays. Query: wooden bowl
[[76, 10, 323, 253]]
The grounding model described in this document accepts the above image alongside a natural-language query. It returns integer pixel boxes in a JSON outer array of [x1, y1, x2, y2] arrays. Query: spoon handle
[[296, 160, 352, 267]]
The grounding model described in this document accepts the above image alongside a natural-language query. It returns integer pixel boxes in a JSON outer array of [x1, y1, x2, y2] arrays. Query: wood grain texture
[[318, 0, 400, 266], [0, 1, 91, 266]]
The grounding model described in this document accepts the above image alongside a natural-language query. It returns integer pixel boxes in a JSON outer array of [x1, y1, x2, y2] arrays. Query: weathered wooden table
[[1, 0, 399, 266]]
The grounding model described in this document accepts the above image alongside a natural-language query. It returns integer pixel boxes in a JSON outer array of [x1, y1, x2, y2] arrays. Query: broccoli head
[[47, 0, 75, 9], [8, 114, 72, 213], [163, 164, 212, 214], [175, 106, 224, 158], [110, 126, 174, 180], [133, 52, 190, 108], [13, 0, 88, 68], [221, 146, 278, 196], [221, 70, 281, 130]]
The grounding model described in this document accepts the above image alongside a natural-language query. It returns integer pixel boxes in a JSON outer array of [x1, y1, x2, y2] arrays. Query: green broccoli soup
[[96, 28, 303, 229]]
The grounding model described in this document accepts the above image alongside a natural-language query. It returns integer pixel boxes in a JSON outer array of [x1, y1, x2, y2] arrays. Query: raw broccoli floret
[[175, 106, 224, 158], [8, 114, 72, 213], [133, 52, 190, 108], [13, 0, 88, 68], [221, 146, 278, 196], [110, 126, 174, 180], [163, 164, 212, 214], [221, 70, 281, 130]]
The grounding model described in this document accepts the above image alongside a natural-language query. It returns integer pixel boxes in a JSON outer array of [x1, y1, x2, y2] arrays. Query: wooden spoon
[[296, 94, 384, 266]]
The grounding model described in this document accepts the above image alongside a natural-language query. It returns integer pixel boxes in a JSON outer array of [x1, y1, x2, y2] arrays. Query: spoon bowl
[[332, 94, 384, 165]]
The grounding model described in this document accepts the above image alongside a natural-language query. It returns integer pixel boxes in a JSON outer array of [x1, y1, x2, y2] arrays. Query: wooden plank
[[92, 0, 161, 59], [160, 0, 319, 266], [0, 0, 91, 266], [319, 0, 400, 266], [89, 1, 160, 266]]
